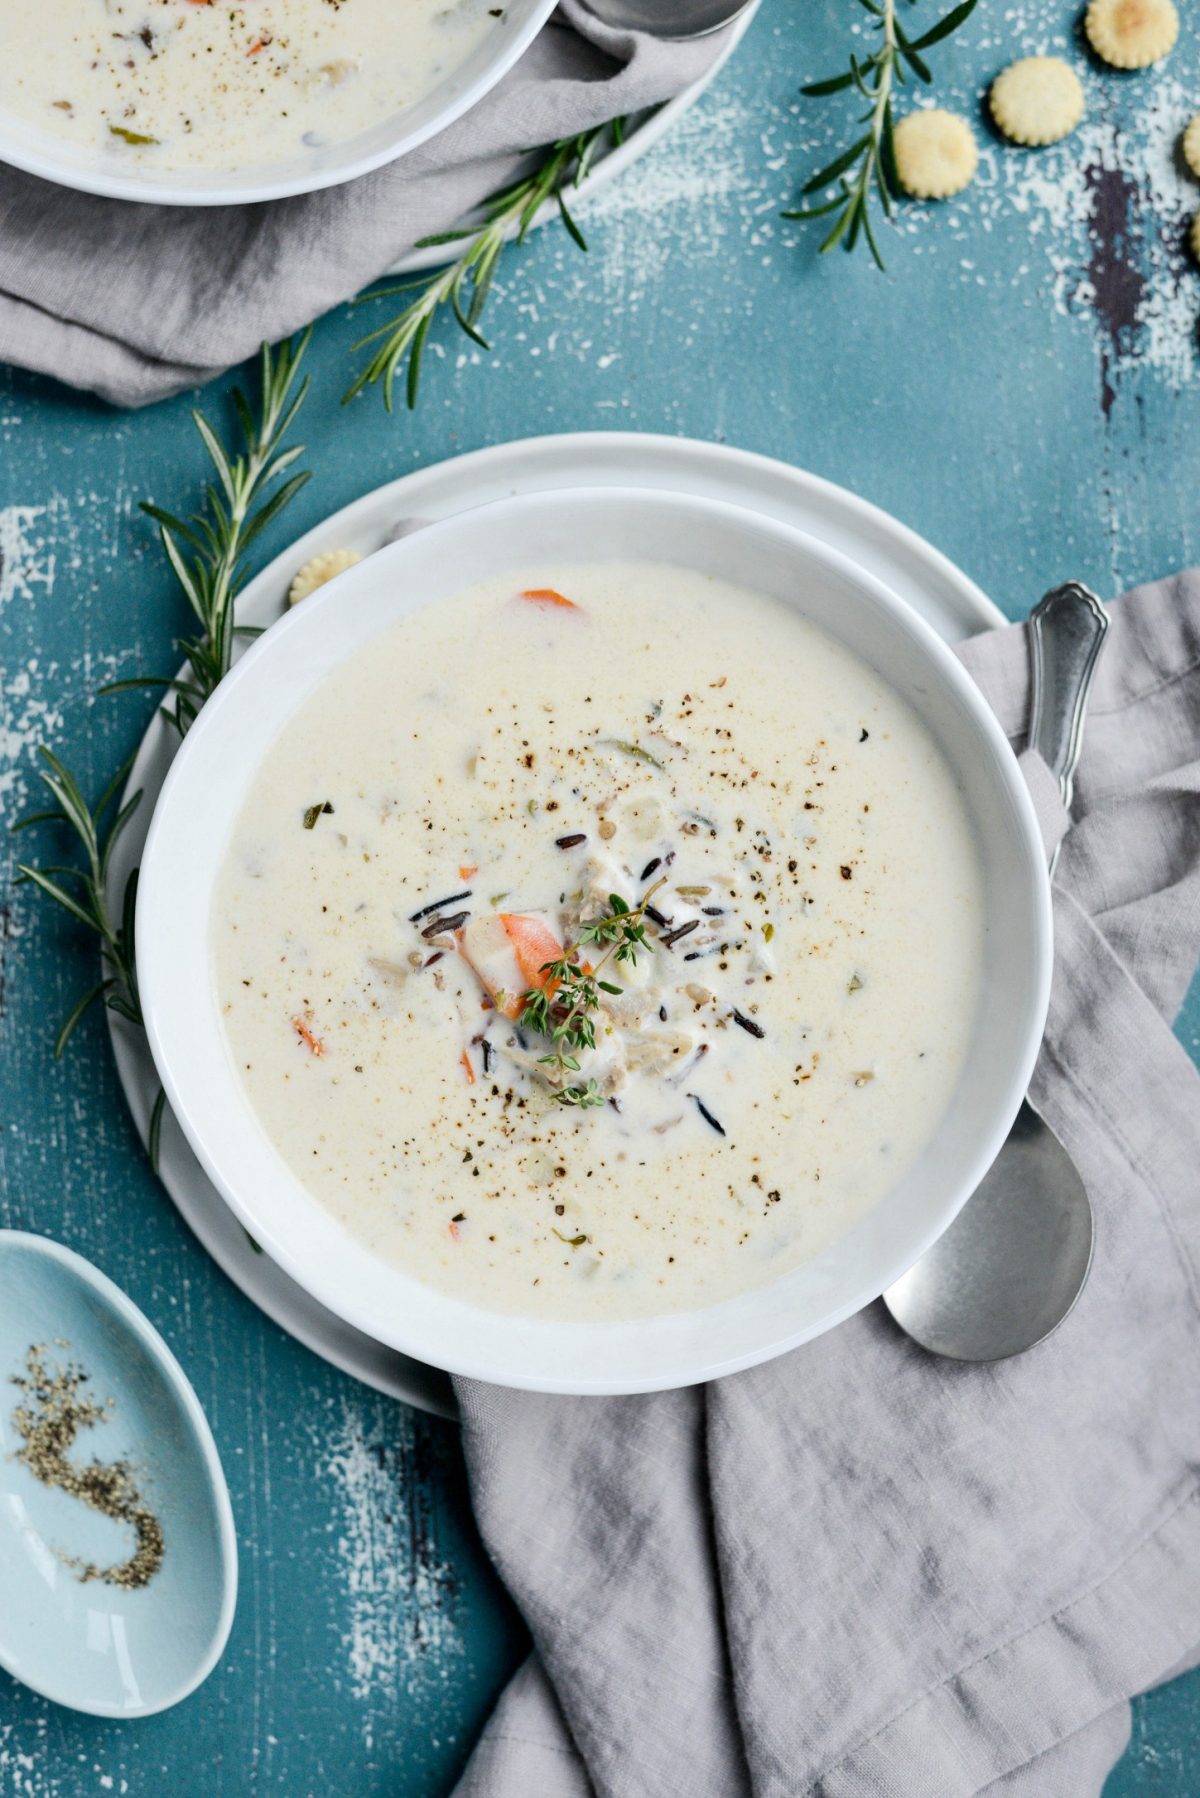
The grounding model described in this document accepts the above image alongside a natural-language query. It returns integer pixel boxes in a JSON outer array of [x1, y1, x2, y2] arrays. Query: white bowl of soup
[[0, 0, 556, 205], [137, 487, 1051, 1392]]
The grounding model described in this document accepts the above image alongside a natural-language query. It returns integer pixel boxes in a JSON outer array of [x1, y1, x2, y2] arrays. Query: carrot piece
[[459, 864, 477, 880], [519, 588, 578, 610], [449, 1221, 462, 1242], [500, 914, 564, 993], [293, 1015, 325, 1057], [247, 34, 271, 54], [461, 1048, 476, 1085]]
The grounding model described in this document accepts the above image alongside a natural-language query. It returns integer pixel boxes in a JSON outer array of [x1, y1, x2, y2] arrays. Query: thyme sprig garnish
[[106, 330, 313, 735], [344, 119, 623, 412], [521, 880, 665, 1109], [14, 335, 314, 1170], [784, 0, 978, 269]]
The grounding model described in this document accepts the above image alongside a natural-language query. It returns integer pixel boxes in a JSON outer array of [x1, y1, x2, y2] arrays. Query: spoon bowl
[[883, 1101, 1095, 1360], [0, 1232, 236, 1716], [884, 581, 1108, 1361]]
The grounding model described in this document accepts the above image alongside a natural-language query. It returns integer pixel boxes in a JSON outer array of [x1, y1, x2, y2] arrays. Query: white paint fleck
[[0, 506, 55, 612], [326, 1400, 462, 1743], [582, 95, 758, 303], [0, 660, 63, 818], [900, 73, 1198, 392], [0, 1717, 55, 1798]]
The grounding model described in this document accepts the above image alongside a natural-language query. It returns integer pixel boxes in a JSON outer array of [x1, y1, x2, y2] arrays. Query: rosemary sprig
[[784, 0, 978, 269], [13, 749, 166, 1165], [344, 119, 623, 412], [105, 330, 313, 734], [522, 881, 664, 1108], [14, 336, 314, 1170]]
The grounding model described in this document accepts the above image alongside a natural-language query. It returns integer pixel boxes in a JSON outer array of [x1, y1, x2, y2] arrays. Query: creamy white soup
[[212, 561, 984, 1321], [0, 0, 499, 172]]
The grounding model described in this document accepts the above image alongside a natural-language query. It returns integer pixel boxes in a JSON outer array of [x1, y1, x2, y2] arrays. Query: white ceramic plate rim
[[0, 0, 556, 206], [391, 2, 760, 274], [136, 486, 1051, 1394], [0, 1231, 238, 1718], [107, 432, 1006, 1412]]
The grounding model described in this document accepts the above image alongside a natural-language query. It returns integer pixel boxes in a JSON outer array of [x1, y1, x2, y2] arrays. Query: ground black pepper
[[10, 1346, 165, 1592]]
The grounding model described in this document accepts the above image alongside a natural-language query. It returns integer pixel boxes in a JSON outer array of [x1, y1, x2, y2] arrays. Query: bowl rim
[[0, 0, 557, 206], [137, 486, 1053, 1393], [0, 1229, 238, 1717]]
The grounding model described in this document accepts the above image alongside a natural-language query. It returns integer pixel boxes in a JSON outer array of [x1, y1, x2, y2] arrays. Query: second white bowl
[[0, 0, 556, 206]]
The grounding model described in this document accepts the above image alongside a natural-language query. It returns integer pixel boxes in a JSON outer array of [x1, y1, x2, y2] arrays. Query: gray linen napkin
[[450, 568, 1200, 1798], [0, 4, 730, 408]]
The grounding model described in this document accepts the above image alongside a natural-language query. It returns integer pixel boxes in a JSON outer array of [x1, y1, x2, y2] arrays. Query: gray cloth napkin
[[450, 567, 1200, 1798], [0, 4, 729, 408]]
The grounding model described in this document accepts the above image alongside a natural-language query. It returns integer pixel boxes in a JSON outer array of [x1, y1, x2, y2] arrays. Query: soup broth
[[0, 0, 499, 171], [212, 561, 985, 1321]]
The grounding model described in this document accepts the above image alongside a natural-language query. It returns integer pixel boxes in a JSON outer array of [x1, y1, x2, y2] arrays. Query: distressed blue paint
[[1, 1, 1197, 1790]]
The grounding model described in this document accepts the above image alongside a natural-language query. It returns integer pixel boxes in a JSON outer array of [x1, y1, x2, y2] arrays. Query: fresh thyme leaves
[[520, 882, 665, 1107], [555, 1080, 605, 1111], [105, 330, 313, 736], [784, 0, 979, 269], [344, 119, 623, 412], [15, 334, 314, 1173]]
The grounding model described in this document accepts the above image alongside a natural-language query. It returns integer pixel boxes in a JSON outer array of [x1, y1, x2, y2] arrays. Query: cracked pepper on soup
[[0, 0, 500, 171], [212, 561, 985, 1321]]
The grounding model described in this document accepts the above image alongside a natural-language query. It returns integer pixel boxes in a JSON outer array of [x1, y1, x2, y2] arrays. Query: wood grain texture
[[1, 2, 1197, 1790]]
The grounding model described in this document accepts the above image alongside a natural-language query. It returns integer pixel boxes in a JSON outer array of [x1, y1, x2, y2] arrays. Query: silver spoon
[[883, 581, 1109, 1361], [580, 0, 756, 39]]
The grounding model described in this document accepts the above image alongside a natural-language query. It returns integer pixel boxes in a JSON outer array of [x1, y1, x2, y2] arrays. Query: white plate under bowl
[[390, 2, 759, 275], [107, 432, 1007, 1416], [0, 0, 556, 206], [135, 486, 1050, 1395]]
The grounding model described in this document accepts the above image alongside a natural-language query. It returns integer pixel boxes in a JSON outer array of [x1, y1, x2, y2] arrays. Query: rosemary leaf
[[345, 120, 623, 411], [785, 0, 978, 268], [16, 334, 314, 1175], [53, 980, 115, 1059]]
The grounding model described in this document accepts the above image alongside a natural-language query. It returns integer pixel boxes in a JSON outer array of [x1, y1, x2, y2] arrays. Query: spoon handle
[[1027, 581, 1108, 816]]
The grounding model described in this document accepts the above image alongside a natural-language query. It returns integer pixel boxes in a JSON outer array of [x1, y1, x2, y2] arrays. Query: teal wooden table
[[2, 2, 1198, 1790]]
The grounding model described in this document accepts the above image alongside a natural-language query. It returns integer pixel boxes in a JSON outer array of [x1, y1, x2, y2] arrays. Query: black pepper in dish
[[10, 1346, 165, 1592]]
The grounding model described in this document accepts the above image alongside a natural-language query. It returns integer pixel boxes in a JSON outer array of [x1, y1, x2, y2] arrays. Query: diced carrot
[[519, 588, 578, 610], [247, 33, 271, 54], [459, 864, 477, 880], [449, 1221, 461, 1242], [500, 914, 564, 993], [293, 1015, 325, 1056], [461, 1048, 476, 1085]]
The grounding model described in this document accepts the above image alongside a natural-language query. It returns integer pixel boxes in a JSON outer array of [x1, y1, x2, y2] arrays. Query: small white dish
[[0, 1232, 236, 1717], [136, 486, 1051, 1395], [0, 0, 556, 207]]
